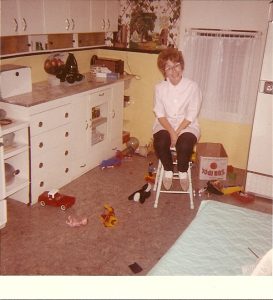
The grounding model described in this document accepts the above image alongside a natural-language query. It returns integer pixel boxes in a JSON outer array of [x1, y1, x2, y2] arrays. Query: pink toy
[[66, 215, 88, 227]]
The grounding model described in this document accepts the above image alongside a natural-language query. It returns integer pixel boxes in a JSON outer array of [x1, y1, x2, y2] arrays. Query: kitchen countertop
[[0, 72, 134, 107]]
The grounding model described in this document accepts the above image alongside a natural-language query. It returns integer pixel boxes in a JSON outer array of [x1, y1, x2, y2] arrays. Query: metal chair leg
[[153, 160, 161, 192]]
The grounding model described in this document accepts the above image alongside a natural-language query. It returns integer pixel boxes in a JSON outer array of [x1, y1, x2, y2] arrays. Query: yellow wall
[[97, 49, 252, 169], [1, 48, 252, 169]]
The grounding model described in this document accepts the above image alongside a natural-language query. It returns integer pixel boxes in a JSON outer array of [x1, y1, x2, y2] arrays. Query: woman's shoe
[[179, 172, 189, 191], [163, 171, 173, 190], [180, 178, 189, 191]]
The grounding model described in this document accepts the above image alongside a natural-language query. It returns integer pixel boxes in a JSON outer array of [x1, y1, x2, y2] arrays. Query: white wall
[[179, 0, 270, 47]]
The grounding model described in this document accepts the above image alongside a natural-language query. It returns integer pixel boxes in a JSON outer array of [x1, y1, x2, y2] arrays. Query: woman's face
[[164, 59, 182, 85]]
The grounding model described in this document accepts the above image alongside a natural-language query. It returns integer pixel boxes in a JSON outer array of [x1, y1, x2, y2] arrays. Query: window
[[180, 29, 262, 124]]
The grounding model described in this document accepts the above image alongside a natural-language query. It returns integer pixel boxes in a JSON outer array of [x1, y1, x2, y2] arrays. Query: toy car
[[38, 189, 75, 211]]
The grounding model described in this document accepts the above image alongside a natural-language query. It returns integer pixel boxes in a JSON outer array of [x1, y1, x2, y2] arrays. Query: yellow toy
[[100, 204, 118, 227], [222, 185, 243, 195], [206, 180, 243, 195]]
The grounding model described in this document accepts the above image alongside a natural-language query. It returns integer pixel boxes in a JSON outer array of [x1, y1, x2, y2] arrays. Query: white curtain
[[181, 31, 262, 124]]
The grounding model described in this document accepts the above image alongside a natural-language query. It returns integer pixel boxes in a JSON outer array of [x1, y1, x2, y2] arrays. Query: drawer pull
[[38, 121, 43, 127], [65, 168, 69, 173], [65, 112, 69, 118], [39, 162, 43, 168], [99, 92, 105, 96], [65, 150, 69, 156], [40, 181, 44, 187], [39, 142, 43, 148], [65, 132, 69, 137]]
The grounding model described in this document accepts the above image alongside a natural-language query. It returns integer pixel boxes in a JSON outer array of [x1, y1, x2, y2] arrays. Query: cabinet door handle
[[65, 112, 69, 118], [39, 142, 43, 148], [71, 18, 75, 30], [39, 162, 43, 168], [65, 132, 69, 137], [40, 181, 44, 187], [22, 18, 27, 31], [65, 167, 69, 173], [102, 19, 105, 30], [65, 150, 69, 156], [107, 19, 110, 30], [112, 110, 115, 118], [99, 92, 105, 96], [14, 18, 18, 32], [65, 18, 70, 31], [38, 121, 43, 127]]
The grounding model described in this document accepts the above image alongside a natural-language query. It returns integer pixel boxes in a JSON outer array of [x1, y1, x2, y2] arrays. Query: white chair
[[153, 148, 194, 209]]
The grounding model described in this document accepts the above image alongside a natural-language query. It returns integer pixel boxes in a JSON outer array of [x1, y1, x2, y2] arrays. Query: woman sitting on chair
[[153, 48, 202, 191]]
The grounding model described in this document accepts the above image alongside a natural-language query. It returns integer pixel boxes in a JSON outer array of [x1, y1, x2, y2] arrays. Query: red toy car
[[38, 189, 75, 211]]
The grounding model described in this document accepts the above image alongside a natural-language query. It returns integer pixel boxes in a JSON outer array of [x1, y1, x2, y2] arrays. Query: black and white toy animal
[[128, 183, 152, 204]]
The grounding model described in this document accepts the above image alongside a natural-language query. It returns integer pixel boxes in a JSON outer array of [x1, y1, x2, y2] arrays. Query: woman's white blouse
[[153, 77, 202, 140]]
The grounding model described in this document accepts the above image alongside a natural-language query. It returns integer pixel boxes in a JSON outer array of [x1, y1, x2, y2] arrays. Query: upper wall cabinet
[[43, 0, 91, 34], [90, 0, 119, 33], [0, 0, 44, 36]]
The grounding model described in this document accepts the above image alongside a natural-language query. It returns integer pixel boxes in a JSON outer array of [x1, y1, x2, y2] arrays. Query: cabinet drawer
[[31, 124, 71, 155], [30, 104, 71, 136], [31, 145, 72, 178], [90, 88, 111, 105], [31, 165, 71, 204]]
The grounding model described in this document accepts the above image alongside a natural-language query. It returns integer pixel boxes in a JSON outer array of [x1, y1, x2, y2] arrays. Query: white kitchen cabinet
[[0, 119, 30, 228], [88, 87, 111, 169], [43, 0, 91, 34], [109, 81, 124, 151], [0, 79, 126, 209], [29, 99, 72, 204], [69, 0, 91, 33], [70, 83, 124, 176], [70, 93, 89, 180], [87, 82, 124, 169], [0, 0, 44, 36], [90, 0, 119, 33]]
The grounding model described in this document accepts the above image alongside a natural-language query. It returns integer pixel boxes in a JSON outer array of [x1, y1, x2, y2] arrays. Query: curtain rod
[[186, 28, 261, 37]]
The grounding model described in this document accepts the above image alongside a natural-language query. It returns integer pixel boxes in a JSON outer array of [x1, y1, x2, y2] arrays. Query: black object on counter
[[56, 53, 84, 84]]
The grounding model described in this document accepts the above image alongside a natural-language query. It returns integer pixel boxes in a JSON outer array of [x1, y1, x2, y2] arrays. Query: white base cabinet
[[71, 81, 124, 175], [0, 80, 125, 208], [0, 119, 30, 228], [0, 199, 7, 229]]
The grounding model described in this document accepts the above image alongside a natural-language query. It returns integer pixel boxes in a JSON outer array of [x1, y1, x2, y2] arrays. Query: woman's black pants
[[153, 130, 197, 172]]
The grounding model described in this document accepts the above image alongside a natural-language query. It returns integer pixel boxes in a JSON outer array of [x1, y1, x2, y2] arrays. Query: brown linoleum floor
[[0, 153, 272, 276]]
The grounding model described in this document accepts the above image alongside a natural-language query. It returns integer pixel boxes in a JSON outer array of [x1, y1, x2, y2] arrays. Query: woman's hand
[[176, 119, 191, 135], [170, 130, 178, 147], [158, 117, 178, 146]]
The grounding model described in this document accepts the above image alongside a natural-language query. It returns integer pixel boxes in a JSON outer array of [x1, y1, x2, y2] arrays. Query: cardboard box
[[196, 143, 228, 180]]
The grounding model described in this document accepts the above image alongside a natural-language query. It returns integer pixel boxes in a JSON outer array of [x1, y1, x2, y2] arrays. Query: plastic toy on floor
[[100, 151, 123, 170], [144, 161, 156, 183], [100, 204, 118, 227], [128, 183, 151, 204], [38, 189, 75, 210], [206, 180, 243, 195], [66, 215, 88, 227], [231, 191, 255, 203]]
